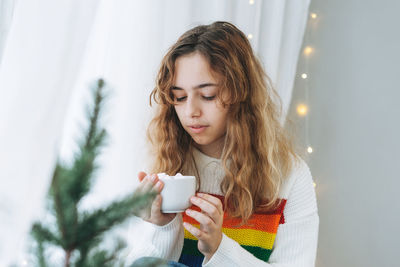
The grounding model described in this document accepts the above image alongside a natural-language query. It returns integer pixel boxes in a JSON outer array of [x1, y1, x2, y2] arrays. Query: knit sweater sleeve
[[125, 213, 184, 263], [202, 159, 319, 267]]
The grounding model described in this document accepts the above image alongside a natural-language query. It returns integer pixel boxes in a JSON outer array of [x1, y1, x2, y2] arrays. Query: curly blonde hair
[[147, 21, 299, 223]]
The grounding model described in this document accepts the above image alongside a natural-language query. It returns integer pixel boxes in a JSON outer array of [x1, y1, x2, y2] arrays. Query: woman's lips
[[188, 125, 208, 134]]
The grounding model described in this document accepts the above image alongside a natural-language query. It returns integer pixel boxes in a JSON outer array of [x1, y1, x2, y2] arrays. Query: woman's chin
[[191, 137, 210, 146]]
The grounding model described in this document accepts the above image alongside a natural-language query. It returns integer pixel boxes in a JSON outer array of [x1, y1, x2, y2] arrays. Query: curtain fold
[[0, 0, 310, 264], [0, 0, 100, 265], [0, 0, 16, 65]]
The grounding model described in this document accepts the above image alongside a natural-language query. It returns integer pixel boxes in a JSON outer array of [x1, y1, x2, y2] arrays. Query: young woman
[[128, 21, 319, 267]]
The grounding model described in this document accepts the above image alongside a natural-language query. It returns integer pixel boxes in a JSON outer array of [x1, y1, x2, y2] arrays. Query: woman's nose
[[186, 97, 201, 118]]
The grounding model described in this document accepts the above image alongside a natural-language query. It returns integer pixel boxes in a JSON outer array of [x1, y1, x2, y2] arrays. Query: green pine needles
[[30, 79, 157, 267]]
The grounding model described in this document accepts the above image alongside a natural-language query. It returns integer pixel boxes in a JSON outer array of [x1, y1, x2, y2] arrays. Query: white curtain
[[0, 0, 310, 265]]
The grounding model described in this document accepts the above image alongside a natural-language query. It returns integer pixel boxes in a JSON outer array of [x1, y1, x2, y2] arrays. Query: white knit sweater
[[126, 149, 319, 266]]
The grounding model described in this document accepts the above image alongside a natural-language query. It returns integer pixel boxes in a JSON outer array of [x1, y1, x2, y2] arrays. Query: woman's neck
[[193, 139, 224, 159]]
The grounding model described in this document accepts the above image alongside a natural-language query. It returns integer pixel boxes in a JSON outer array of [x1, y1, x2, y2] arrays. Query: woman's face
[[171, 52, 229, 158]]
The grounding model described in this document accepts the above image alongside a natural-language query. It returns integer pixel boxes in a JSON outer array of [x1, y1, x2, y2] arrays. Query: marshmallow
[[157, 173, 185, 179]]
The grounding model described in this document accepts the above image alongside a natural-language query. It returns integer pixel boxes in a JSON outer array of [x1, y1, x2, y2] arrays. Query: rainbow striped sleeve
[[178, 194, 287, 267]]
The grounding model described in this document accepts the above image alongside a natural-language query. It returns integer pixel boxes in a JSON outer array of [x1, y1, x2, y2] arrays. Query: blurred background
[[0, 0, 398, 266], [288, 1, 400, 266]]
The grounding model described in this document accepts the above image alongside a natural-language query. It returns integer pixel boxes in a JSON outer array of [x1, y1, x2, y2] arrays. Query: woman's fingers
[[138, 171, 147, 182], [135, 174, 177, 226], [185, 209, 214, 229], [135, 174, 158, 194], [196, 193, 223, 214], [184, 193, 224, 258], [151, 194, 162, 215], [137, 177, 152, 193], [153, 180, 164, 193], [183, 222, 204, 239], [190, 195, 223, 224]]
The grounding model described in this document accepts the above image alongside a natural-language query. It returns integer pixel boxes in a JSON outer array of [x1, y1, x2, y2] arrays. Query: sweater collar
[[192, 146, 221, 167]]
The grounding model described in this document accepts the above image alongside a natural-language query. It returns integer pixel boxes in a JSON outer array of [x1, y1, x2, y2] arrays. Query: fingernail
[[150, 174, 156, 182]]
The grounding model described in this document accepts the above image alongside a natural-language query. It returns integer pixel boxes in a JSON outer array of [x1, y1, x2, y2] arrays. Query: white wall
[[287, 1, 400, 266]]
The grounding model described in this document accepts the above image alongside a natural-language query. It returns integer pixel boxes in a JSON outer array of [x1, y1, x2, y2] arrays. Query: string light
[[21, 260, 28, 266], [310, 13, 317, 19], [249, 0, 255, 5], [247, 33, 253, 39], [302, 15, 313, 157], [304, 46, 314, 56], [300, 12, 319, 189], [296, 104, 308, 116]]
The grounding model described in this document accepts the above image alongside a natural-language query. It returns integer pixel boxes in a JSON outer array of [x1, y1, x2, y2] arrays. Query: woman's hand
[[135, 171, 176, 226], [183, 193, 224, 261]]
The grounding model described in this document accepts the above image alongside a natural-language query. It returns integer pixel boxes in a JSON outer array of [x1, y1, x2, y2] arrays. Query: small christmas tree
[[30, 79, 161, 267]]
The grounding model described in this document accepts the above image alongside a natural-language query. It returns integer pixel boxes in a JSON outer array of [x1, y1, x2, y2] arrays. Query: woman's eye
[[203, 95, 216, 101], [175, 96, 187, 102]]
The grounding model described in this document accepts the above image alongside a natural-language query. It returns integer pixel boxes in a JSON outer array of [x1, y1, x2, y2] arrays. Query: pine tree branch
[[83, 239, 126, 267], [84, 79, 106, 150], [75, 191, 156, 250], [51, 164, 76, 249], [67, 150, 99, 204], [31, 223, 54, 267], [51, 79, 109, 252], [36, 240, 47, 267], [31, 223, 60, 246], [64, 250, 72, 267], [65, 79, 108, 205], [30, 78, 157, 266]]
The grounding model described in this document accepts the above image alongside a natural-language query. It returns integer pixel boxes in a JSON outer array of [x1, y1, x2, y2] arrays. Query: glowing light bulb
[[313, 182, 317, 188], [247, 33, 253, 39], [296, 104, 308, 116], [310, 13, 317, 19], [307, 146, 313, 153], [301, 73, 308, 79], [304, 46, 314, 56], [249, 0, 255, 5]]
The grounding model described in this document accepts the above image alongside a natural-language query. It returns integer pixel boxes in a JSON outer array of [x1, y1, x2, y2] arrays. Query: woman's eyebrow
[[171, 83, 218, 90]]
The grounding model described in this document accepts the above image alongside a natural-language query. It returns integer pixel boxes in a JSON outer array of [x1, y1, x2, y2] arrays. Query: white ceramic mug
[[159, 175, 196, 213]]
